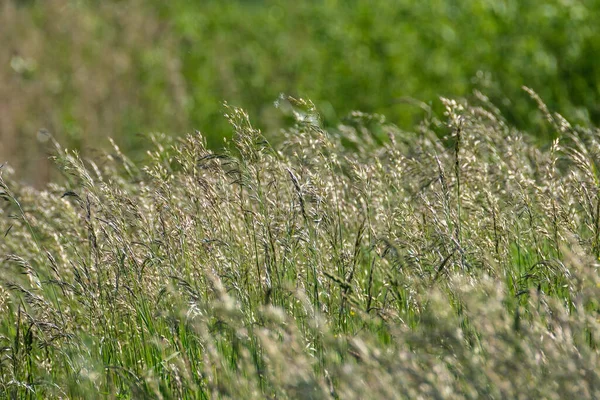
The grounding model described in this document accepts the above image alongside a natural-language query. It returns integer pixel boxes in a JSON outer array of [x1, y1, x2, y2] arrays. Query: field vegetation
[[3, 0, 600, 397], [2, 0, 600, 184], [1, 94, 600, 398]]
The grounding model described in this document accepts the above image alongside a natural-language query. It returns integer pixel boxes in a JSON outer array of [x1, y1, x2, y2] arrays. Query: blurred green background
[[2, 0, 599, 185]]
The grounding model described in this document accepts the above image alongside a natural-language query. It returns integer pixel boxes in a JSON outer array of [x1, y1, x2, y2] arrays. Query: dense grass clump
[[1, 96, 600, 398]]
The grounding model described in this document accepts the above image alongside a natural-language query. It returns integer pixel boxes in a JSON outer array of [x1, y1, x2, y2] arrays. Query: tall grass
[[1, 95, 600, 398]]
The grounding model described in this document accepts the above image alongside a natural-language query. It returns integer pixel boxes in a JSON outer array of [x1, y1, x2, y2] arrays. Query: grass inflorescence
[[1, 95, 600, 398]]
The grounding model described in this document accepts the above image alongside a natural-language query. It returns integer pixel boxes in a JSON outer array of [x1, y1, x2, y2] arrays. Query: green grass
[[3, 0, 600, 184], [1, 95, 600, 398]]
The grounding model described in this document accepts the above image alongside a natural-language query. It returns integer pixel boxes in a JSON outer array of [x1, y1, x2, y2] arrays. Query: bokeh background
[[2, 0, 599, 186]]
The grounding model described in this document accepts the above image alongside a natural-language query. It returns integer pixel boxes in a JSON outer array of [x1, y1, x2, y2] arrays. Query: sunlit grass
[[1, 95, 600, 398]]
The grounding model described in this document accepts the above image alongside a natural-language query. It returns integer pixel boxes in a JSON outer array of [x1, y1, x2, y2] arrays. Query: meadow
[[3, 0, 600, 398], [1, 94, 600, 398], [2, 0, 600, 184]]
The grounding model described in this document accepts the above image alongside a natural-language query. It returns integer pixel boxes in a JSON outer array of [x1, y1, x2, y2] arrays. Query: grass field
[[3, 0, 600, 397], [2, 0, 600, 185], [1, 94, 600, 398]]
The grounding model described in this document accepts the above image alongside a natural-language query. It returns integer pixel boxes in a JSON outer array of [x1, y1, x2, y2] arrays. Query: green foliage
[[3, 0, 600, 184], [1, 96, 600, 398]]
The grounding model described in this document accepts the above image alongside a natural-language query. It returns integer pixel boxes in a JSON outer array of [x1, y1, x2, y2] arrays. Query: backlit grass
[[1, 95, 600, 398]]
